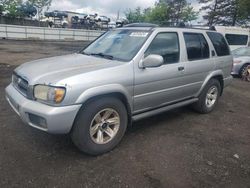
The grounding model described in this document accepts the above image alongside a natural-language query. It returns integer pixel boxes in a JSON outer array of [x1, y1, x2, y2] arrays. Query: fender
[[195, 70, 224, 97], [75, 84, 133, 112]]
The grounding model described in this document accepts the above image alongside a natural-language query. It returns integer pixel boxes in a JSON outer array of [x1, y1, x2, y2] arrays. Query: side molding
[[132, 98, 198, 121]]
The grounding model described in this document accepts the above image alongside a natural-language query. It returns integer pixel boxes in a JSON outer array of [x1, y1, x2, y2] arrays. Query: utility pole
[[117, 10, 120, 20]]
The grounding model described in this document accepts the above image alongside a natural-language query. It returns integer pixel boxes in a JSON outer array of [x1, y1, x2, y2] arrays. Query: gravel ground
[[0, 40, 250, 188]]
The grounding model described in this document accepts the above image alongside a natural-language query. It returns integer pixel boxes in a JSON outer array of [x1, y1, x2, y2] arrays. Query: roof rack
[[124, 23, 159, 28], [187, 25, 216, 31], [123, 22, 216, 31]]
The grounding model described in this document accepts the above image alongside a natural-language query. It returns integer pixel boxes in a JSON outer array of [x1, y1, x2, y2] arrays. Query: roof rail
[[124, 23, 159, 28], [123, 22, 217, 31], [186, 25, 214, 30]]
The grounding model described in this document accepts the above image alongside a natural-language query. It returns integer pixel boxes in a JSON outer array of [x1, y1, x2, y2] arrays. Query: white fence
[[0, 24, 104, 41]]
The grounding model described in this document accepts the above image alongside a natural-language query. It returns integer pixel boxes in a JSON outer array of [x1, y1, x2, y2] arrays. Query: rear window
[[207, 32, 230, 56], [183, 33, 209, 61], [225, 34, 248, 45]]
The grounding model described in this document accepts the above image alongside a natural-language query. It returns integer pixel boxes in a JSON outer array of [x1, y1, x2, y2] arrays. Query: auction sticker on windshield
[[130, 32, 148, 37]]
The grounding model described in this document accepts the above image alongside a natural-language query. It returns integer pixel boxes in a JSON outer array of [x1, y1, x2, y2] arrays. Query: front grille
[[12, 73, 29, 96]]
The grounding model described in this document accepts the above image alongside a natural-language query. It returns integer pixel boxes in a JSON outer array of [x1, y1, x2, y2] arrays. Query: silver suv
[[5, 25, 233, 155]]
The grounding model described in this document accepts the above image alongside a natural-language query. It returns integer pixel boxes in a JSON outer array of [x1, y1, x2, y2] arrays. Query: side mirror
[[139, 54, 164, 68]]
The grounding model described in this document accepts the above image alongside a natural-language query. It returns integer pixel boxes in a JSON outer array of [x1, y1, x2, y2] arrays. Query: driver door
[[133, 31, 187, 113]]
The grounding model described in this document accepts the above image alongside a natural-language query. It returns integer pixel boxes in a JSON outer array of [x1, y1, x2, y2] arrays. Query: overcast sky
[[49, 0, 202, 22]]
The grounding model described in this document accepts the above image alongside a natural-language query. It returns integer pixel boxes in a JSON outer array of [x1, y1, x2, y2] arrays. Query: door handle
[[178, 66, 185, 71]]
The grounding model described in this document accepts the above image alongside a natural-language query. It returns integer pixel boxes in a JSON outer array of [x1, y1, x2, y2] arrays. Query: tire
[[71, 97, 128, 155], [192, 79, 221, 114], [240, 64, 250, 78]]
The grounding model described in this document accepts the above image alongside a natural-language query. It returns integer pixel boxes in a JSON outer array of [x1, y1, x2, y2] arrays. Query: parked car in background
[[116, 18, 128, 27], [95, 15, 110, 23], [215, 26, 250, 51], [108, 21, 116, 29], [5, 25, 233, 155], [231, 47, 250, 77], [85, 14, 97, 22]]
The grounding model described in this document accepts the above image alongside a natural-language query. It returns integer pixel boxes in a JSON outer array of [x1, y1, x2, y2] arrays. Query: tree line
[[125, 0, 250, 26], [0, 0, 51, 18], [125, 0, 198, 25], [200, 0, 250, 26]]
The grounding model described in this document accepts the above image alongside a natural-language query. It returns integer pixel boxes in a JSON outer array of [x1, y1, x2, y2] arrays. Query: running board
[[132, 98, 198, 121]]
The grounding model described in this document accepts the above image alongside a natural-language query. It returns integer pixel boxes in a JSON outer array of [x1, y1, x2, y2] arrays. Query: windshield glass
[[232, 47, 250, 56], [82, 29, 150, 61]]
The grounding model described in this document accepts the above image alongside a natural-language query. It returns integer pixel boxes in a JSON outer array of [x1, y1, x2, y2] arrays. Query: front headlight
[[34, 85, 66, 104]]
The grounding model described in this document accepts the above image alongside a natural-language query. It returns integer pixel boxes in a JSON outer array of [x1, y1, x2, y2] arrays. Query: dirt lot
[[0, 40, 250, 188]]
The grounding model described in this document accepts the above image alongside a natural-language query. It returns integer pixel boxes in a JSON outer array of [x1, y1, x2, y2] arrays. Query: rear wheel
[[71, 97, 128, 155], [192, 79, 221, 114]]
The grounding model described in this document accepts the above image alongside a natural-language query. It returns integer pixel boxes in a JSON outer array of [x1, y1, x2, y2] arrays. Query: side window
[[145, 32, 179, 64], [225, 34, 248, 45], [207, 32, 230, 56], [183, 33, 209, 61]]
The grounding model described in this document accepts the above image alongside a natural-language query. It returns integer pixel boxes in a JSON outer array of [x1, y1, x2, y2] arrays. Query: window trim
[[183, 32, 210, 61], [206, 31, 230, 57], [144, 32, 180, 64]]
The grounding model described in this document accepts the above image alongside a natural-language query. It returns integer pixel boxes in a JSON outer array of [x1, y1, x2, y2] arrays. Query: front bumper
[[231, 63, 241, 75], [5, 84, 81, 134]]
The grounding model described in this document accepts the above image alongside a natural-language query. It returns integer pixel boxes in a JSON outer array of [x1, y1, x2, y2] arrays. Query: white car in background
[[95, 15, 110, 23], [108, 21, 116, 29], [116, 18, 128, 27], [232, 47, 250, 77], [85, 14, 96, 22], [215, 26, 250, 51]]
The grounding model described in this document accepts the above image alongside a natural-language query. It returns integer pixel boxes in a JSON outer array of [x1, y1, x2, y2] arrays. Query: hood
[[230, 45, 246, 51], [233, 56, 250, 62], [15, 54, 123, 85]]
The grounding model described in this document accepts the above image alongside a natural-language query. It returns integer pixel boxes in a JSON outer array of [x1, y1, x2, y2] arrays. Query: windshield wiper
[[89, 53, 114, 60], [80, 51, 91, 56]]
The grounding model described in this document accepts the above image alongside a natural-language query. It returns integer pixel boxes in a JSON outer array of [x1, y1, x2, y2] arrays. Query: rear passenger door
[[181, 32, 214, 97], [206, 32, 232, 77]]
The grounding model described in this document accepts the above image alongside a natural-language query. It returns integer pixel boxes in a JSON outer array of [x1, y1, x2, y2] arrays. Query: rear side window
[[207, 32, 230, 56], [225, 34, 248, 45], [183, 33, 209, 61], [145, 32, 179, 64]]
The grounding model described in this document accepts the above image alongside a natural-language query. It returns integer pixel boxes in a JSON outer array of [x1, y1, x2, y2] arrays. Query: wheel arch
[[196, 71, 224, 97], [74, 86, 133, 127], [212, 75, 224, 95], [239, 62, 250, 75]]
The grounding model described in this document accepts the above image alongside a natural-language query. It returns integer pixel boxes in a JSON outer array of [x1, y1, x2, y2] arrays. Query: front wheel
[[192, 79, 221, 114], [71, 97, 128, 155]]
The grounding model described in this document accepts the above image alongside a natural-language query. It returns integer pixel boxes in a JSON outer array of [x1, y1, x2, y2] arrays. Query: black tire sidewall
[[71, 97, 128, 155], [240, 64, 250, 78]]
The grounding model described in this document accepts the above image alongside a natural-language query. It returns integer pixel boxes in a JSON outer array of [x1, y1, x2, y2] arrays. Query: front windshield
[[232, 47, 250, 56], [82, 29, 150, 61]]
